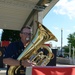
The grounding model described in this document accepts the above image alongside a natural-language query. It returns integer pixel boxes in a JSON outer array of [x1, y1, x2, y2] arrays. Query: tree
[[63, 46, 69, 53], [62, 45, 69, 57], [67, 32, 75, 48], [1, 29, 20, 42]]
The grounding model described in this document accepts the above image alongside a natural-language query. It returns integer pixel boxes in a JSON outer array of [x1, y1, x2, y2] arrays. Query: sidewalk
[[0, 68, 6, 75], [56, 63, 75, 67]]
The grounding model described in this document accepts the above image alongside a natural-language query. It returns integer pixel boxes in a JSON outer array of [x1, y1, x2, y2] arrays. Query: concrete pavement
[[0, 68, 6, 75]]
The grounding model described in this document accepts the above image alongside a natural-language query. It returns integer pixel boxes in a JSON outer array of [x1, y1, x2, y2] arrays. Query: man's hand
[[22, 59, 36, 67]]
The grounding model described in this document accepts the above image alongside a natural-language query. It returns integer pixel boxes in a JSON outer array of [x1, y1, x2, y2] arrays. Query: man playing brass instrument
[[3, 22, 57, 75], [3, 26, 35, 75]]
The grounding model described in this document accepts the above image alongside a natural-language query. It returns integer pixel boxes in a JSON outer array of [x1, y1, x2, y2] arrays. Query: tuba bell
[[8, 21, 58, 75]]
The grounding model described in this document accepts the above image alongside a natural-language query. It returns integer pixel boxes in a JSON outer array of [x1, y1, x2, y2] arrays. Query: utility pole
[[61, 28, 63, 56]]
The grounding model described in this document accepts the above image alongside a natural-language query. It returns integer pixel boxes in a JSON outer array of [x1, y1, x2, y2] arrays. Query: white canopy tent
[[0, 0, 58, 30]]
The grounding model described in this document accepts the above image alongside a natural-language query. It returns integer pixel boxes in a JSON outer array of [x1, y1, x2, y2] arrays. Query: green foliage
[[63, 46, 69, 53], [1, 29, 20, 42], [67, 32, 75, 48]]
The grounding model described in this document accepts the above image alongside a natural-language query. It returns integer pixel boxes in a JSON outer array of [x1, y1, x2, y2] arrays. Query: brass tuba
[[8, 21, 58, 75]]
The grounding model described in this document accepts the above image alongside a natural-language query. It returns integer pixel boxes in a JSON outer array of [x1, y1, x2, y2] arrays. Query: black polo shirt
[[3, 41, 24, 75]]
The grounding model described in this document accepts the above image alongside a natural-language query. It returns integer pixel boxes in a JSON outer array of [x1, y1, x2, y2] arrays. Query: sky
[[43, 0, 75, 47]]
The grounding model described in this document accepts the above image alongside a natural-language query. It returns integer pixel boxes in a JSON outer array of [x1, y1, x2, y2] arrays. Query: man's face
[[20, 28, 31, 43]]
